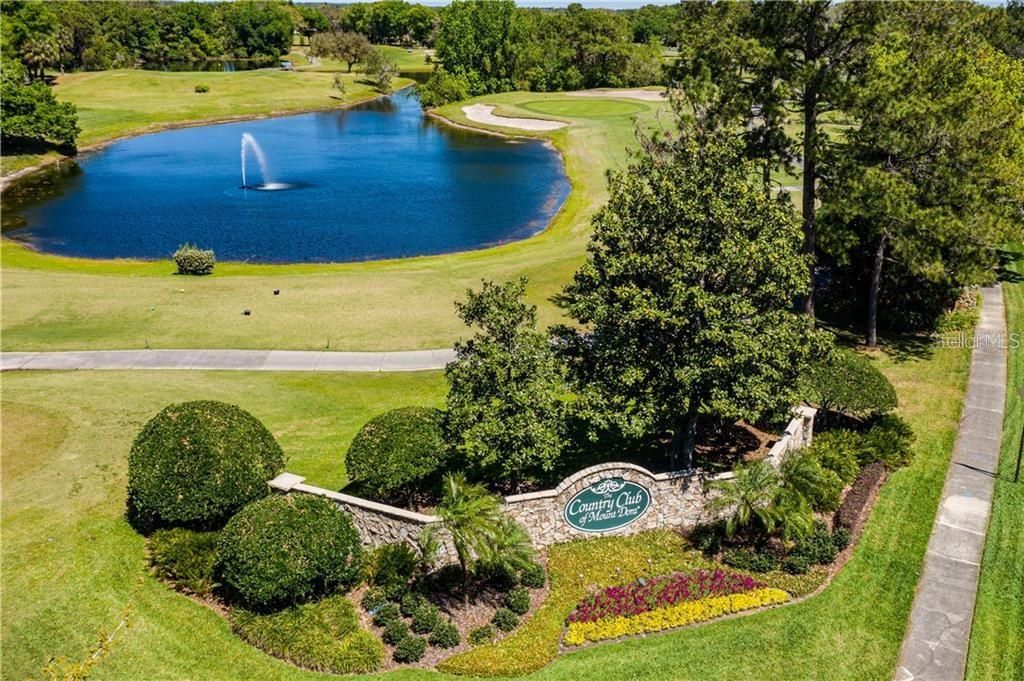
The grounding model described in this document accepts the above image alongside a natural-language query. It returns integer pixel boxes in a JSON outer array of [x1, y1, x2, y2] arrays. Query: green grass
[[287, 45, 434, 73], [0, 330, 971, 679], [966, 247, 1024, 681], [1, 91, 667, 352], [518, 99, 647, 119]]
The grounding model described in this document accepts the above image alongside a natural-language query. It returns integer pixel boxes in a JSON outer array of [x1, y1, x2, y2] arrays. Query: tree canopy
[[0, 57, 78, 150]]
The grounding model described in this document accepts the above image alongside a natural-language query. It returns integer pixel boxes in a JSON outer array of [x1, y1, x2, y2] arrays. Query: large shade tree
[[820, 3, 1024, 346], [557, 98, 822, 469]]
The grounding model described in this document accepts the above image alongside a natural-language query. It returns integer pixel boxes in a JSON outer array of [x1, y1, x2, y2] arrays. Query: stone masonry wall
[[270, 407, 816, 557]]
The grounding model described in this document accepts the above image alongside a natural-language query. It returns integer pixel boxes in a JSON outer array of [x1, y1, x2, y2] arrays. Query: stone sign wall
[[269, 406, 816, 556]]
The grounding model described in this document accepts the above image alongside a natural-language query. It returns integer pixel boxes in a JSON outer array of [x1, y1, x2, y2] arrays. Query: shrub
[[799, 349, 897, 418], [416, 71, 471, 108], [372, 602, 401, 627], [372, 543, 417, 593], [173, 243, 215, 275], [566, 569, 762, 624], [781, 452, 844, 512], [430, 620, 460, 649], [399, 591, 427, 617], [689, 522, 725, 555], [721, 548, 778, 573], [476, 561, 518, 593], [563, 588, 790, 646], [127, 400, 284, 530], [194, 84, 209, 93], [345, 407, 447, 505], [410, 602, 442, 634], [360, 587, 387, 613], [807, 431, 862, 484], [504, 587, 531, 616], [149, 527, 219, 596], [392, 635, 427, 663], [781, 553, 813, 575], [836, 462, 886, 530], [832, 526, 852, 552], [790, 521, 840, 566], [468, 624, 496, 646], [231, 595, 383, 674], [216, 494, 362, 609], [492, 607, 519, 632], [860, 414, 915, 469], [519, 561, 546, 589], [381, 580, 409, 603], [382, 618, 410, 646]]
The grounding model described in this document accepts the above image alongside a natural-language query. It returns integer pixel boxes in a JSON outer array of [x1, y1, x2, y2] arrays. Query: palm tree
[[708, 461, 780, 539], [20, 36, 58, 81], [478, 515, 534, 577], [435, 473, 502, 603]]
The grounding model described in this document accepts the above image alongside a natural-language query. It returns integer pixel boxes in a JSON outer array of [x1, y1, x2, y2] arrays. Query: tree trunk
[[867, 234, 887, 348], [460, 555, 470, 605], [670, 402, 700, 471], [800, 94, 818, 318], [347, 61, 354, 73]]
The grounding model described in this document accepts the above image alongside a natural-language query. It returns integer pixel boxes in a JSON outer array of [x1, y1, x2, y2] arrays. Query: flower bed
[[564, 587, 790, 646], [566, 569, 762, 624]]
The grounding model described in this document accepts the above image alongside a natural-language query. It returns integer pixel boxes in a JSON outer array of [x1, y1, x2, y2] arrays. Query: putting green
[[519, 98, 646, 119]]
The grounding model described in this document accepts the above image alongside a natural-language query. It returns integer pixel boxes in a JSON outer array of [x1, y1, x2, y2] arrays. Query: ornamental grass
[[566, 569, 762, 625], [564, 587, 790, 646]]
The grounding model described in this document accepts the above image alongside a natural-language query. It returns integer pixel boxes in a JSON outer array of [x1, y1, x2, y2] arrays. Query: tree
[[820, 4, 1024, 346], [363, 47, 398, 92], [708, 460, 814, 542], [310, 31, 372, 72], [557, 103, 820, 469], [434, 0, 527, 95], [435, 473, 501, 603], [444, 278, 569, 489], [675, 1, 880, 315], [220, 0, 293, 58], [1, 58, 78, 149]]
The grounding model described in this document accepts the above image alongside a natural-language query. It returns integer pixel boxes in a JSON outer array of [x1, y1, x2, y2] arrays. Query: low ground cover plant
[[149, 527, 219, 597], [566, 569, 762, 624], [563, 587, 790, 646]]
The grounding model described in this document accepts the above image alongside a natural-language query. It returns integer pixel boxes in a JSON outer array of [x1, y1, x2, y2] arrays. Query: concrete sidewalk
[[895, 284, 1007, 681], [0, 348, 456, 372]]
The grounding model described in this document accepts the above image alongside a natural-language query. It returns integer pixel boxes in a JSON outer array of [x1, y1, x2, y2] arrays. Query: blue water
[[2, 89, 569, 263]]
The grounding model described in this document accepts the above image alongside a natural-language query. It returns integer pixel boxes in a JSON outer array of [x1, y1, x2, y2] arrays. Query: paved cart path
[[0, 348, 455, 372], [896, 284, 1008, 681]]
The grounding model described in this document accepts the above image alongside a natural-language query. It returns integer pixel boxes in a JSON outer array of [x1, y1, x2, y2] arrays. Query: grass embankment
[[2, 91, 666, 352], [0, 332, 970, 679], [966, 247, 1023, 681], [288, 45, 434, 73], [0, 69, 412, 178]]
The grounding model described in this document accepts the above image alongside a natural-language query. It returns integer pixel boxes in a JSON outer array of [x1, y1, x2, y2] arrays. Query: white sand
[[566, 88, 667, 102], [461, 104, 568, 131]]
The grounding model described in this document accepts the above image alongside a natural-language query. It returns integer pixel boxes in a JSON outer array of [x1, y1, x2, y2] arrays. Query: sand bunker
[[462, 104, 568, 131], [567, 88, 667, 102]]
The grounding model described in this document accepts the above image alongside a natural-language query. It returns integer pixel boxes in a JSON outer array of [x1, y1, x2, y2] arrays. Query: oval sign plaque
[[563, 477, 651, 533]]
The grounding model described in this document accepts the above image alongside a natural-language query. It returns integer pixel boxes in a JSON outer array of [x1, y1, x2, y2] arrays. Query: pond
[[2, 89, 570, 263]]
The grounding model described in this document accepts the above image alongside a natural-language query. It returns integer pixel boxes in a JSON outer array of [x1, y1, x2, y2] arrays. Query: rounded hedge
[[216, 494, 362, 609], [799, 349, 897, 419], [345, 407, 447, 504], [127, 400, 285, 530]]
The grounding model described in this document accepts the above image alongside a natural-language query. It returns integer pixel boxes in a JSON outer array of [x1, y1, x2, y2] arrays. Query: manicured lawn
[[1, 91, 667, 352], [518, 99, 648, 119], [966, 247, 1024, 681], [288, 45, 434, 73], [0, 331, 970, 679]]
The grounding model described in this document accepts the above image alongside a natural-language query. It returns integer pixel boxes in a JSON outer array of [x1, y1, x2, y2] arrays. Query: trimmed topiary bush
[[504, 587, 531, 615], [799, 349, 897, 419], [429, 620, 460, 649], [345, 407, 447, 505], [360, 587, 387, 613], [519, 562, 546, 589], [372, 602, 401, 627], [173, 243, 215, 275], [410, 602, 441, 634], [127, 400, 284, 531], [468, 624, 496, 646], [492, 607, 518, 632], [382, 618, 410, 646], [392, 635, 427, 663], [149, 527, 219, 596], [216, 494, 362, 609]]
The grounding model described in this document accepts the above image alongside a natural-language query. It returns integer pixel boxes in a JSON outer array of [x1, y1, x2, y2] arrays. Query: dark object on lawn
[[835, 462, 886, 530], [274, 289, 280, 295], [242, 309, 251, 316]]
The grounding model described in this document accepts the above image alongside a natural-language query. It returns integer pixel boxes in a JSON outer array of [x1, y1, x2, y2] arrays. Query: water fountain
[[240, 132, 273, 189]]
